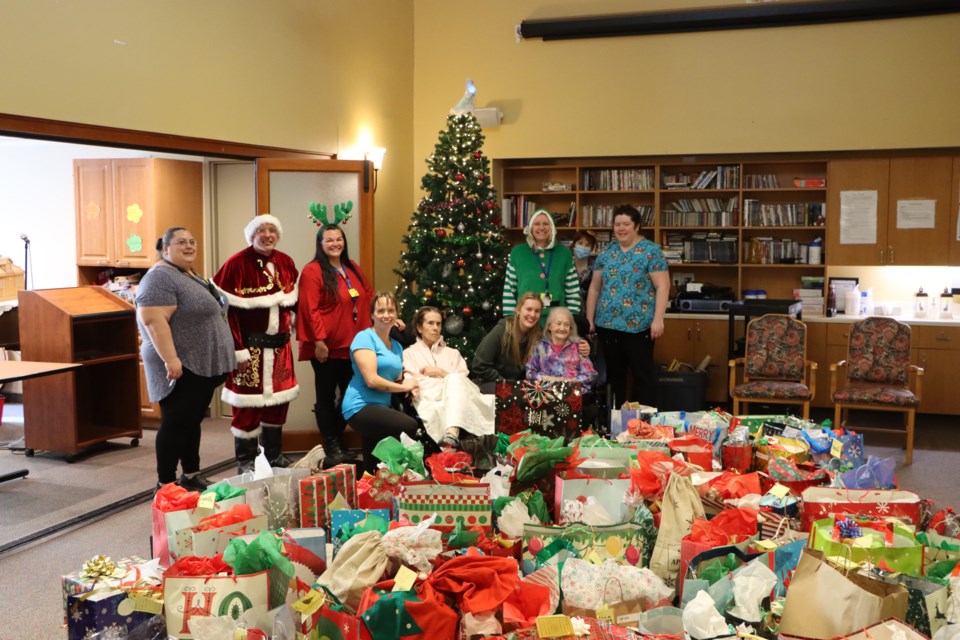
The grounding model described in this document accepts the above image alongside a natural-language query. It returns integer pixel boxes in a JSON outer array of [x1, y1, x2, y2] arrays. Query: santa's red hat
[[243, 213, 284, 245]]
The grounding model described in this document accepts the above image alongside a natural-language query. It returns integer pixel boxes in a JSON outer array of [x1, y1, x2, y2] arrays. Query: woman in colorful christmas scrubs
[[403, 306, 495, 450], [296, 223, 373, 468], [502, 209, 581, 321], [342, 292, 419, 474], [586, 204, 670, 406], [137, 227, 235, 491], [213, 214, 299, 472], [525, 306, 598, 387]]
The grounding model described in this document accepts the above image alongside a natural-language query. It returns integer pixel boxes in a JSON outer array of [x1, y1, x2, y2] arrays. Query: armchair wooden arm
[[728, 357, 745, 396], [806, 360, 818, 402], [909, 364, 924, 403], [829, 359, 847, 398]]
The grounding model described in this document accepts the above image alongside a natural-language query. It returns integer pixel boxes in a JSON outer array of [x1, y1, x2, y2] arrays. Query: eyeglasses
[[172, 239, 198, 247]]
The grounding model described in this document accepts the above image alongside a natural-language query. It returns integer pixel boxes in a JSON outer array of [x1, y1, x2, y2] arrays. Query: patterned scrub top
[[594, 239, 668, 333]]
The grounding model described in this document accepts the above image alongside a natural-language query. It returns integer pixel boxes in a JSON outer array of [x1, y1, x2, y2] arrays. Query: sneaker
[[177, 473, 210, 492], [438, 435, 461, 451]]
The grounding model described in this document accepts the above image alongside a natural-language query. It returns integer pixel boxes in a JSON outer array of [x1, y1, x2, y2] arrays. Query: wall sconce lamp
[[365, 146, 386, 192]]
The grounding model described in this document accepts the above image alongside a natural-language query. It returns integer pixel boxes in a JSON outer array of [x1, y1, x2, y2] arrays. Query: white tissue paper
[[560, 496, 614, 526], [462, 610, 502, 637], [481, 463, 514, 500], [497, 498, 539, 539], [682, 590, 731, 640], [728, 560, 778, 623]]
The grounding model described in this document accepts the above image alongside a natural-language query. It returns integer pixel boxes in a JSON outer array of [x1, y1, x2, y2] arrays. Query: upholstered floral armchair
[[728, 314, 817, 418], [830, 316, 923, 464]]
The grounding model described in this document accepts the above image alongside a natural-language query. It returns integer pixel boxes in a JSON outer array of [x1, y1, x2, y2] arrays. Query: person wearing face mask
[[586, 204, 670, 407], [571, 230, 598, 306], [403, 306, 495, 450], [342, 292, 419, 474], [502, 209, 581, 321], [213, 214, 300, 472]]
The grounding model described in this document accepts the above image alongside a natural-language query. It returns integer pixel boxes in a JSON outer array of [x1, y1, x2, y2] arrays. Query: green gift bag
[[810, 516, 924, 576]]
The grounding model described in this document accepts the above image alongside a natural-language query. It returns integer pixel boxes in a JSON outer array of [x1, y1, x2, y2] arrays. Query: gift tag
[[197, 492, 216, 510], [830, 439, 844, 458], [133, 594, 163, 615], [291, 590, 326, 617], [767, 483, 790, 499], [586, 549, 604, 566], [536, 615, 575, 638], [117, 597, 136, 616], [392, 565, 418, 592], [753, 539, 779, 552], [596, 604, 615, 624], [826, 555, 861, 571]]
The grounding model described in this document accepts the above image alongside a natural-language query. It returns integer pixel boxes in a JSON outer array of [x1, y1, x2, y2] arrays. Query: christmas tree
[[394, 112, 507, 362]]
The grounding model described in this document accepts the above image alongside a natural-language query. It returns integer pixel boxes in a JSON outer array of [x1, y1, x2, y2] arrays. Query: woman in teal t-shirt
[[586, 205, 670, 407], [341, 291, 419, 473]]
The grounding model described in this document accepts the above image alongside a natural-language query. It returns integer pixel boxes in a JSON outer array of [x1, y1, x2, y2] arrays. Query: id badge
[[348, 288, 360, 299], [540, 292, 552, 307]]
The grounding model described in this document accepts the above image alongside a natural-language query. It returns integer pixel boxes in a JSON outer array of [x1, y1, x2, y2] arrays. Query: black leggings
[[310, 357, 354, 438], [156, 368, 226, 483], [597, 327, 655, 407], [347, 404, 418, 474]]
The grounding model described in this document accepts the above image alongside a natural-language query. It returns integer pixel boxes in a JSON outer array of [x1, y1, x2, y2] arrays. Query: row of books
[[580, 204, 654, 228], [743, 174, 780, 189], [581, 169, 655, 192], [661, 209, 739, 228], [743, 237, 804, 264], [664, 232, 738, 264], [742, 201, 825, 227], [662, 165, 741, 190], [666, 197, 739, 214]]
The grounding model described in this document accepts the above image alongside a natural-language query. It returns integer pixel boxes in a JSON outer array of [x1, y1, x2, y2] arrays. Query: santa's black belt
[[242, 330, 289, 349]]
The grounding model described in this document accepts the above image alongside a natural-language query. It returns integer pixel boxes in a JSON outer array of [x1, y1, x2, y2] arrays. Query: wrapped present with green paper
[[520, 521, 646, 575], [731, 414, 786, 435], [810, 515, 924, 576]]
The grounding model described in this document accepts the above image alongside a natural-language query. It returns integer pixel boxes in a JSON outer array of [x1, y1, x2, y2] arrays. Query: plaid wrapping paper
[[298, 464, 357, 528], [495, 380, 583, 440], [397, 481, 492, 532]]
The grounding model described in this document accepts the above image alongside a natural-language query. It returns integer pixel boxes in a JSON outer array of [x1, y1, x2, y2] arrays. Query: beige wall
[[412, 1, 960, 165], [0, 0, 414, 289]]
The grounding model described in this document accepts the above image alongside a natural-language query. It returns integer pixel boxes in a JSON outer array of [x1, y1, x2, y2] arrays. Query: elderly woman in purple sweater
[[525, 306, 598, 387]]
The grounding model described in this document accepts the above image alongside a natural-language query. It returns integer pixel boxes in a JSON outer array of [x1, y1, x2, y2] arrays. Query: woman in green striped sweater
[[502, 209, 581, 322]]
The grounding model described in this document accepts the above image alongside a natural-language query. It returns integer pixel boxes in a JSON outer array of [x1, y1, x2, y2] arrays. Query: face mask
[[573, 245, 593, 260]]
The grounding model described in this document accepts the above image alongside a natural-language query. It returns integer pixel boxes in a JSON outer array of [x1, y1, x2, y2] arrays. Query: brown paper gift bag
[[779, 548, 908, 640]]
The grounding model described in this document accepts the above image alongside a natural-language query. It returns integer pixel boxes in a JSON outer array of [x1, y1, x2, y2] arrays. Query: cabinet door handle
[[687, 327, 692, 341], [936, 334, 951, 342], [96, 259, 109, 265], [696, 323, 702, 341], [921, 353, 926, 368], [879, 249, 884, 264], [116, 260, 130, 266], [889, 246, 895, 264]]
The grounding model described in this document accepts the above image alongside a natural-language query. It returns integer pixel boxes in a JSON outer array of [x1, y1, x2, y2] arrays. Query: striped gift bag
[[397, 481, 492, 532]]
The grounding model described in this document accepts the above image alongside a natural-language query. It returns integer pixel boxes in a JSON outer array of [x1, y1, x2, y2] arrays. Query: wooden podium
[[18, 287, 141, 460]]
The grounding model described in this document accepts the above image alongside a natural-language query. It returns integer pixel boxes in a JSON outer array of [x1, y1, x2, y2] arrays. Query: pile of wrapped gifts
[[60, 408, 960, 640]]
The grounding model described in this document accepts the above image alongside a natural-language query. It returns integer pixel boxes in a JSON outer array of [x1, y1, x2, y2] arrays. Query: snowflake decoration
[[875, 501, 890, 514], [72, 609, 84, 622], [521, 381, 556, 409]]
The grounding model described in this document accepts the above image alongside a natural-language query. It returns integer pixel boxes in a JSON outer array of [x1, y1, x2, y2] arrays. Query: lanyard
[[162, 259, 222, 305], [337, 266, 360, 322]]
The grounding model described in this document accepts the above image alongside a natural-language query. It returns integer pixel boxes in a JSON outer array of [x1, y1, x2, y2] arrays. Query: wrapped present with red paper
[[299, 463, 357, 528], [761, 457, 830, 497], [800, 486, 922, 531]]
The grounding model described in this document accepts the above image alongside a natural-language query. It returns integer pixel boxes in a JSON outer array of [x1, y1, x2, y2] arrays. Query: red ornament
[[436, 228, 447, 238], [455, 173, 465, 182], [484, 263, 492, 272], [478, 173, 485, 180], [456, 259, 466, 268], [473, 152, 482, 159], [485, 201, 494, 210], [463, 306, 472, 316]]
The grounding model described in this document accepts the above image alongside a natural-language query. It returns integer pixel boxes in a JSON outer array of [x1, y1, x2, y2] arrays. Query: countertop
[[665, 311, 960, 327]]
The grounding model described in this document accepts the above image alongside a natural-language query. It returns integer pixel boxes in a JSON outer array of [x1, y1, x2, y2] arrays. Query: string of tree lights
[[394, 112, 507, 361]]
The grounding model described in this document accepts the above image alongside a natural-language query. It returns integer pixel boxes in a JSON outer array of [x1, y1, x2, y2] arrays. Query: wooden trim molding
[[0, 112, 333, 160]]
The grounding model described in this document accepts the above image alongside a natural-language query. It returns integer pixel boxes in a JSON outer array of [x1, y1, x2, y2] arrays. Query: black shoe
[[234, 436, 259, 474], [259, 427, 292, 468], [177, 474, 210, 492], [438, 435, 461, 451]]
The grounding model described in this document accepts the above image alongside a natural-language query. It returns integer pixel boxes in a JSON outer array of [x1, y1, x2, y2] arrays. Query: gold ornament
[[424, 289, 434, 299]]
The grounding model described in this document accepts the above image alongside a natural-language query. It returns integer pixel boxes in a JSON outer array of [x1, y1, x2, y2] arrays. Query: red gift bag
[[800, 487, 921, 531], [495, 380, 583, 440], [668, 435, 713, 470], [721, 441, 753, 472]]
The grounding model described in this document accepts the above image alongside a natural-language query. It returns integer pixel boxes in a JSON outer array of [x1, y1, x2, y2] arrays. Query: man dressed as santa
[[214, 214, 299, 471]]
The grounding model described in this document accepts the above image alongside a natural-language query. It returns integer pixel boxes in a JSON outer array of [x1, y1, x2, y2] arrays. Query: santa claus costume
[[213, 213, 299, 471]]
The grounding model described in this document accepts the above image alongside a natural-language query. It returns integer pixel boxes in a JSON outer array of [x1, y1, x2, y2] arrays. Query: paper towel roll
[[845, 291, 861, 316]]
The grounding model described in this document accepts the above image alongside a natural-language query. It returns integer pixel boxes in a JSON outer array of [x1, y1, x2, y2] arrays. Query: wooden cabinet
[[914, 325, 960, 415], [825, 156, 953, 266], [75, 158, 203, 280], [655, 317, 729, 404], [18, 287, 141, 458], [805, 322, 830, 409], [950, 157, 960, 265]]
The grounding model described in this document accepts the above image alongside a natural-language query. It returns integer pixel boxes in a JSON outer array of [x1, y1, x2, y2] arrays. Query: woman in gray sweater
[[136, 227, 236, 491]]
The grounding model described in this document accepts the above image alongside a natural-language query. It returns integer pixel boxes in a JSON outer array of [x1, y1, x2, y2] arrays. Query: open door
[[255, 158, 375, 279]]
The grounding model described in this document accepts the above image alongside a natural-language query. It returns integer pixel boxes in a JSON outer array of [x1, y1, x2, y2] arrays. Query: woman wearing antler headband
[[296, 223, 373, 468]]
